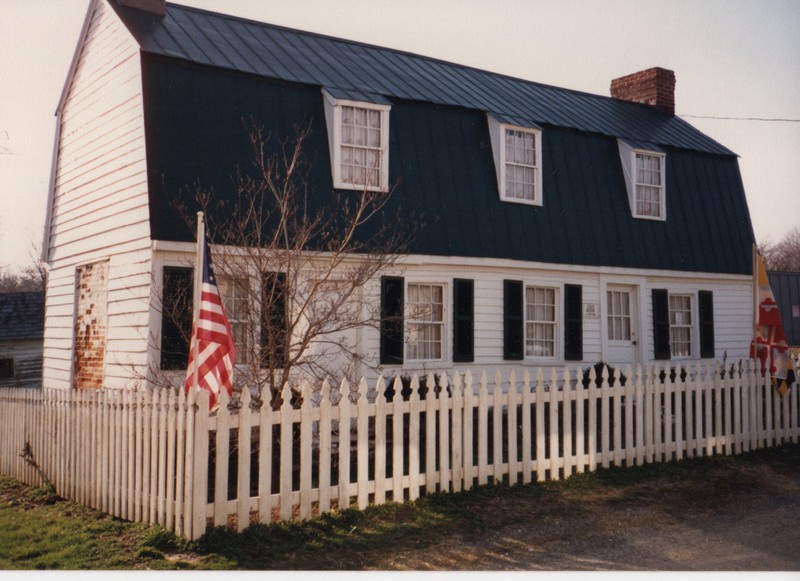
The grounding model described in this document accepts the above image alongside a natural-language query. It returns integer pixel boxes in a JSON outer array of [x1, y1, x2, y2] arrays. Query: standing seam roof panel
[[247, 27, 315, 85], [143, 13, 194, 60], [334, 43, 406, 99], [167, 9, 229, 68], [186, 10, 256, 74], [391, 51, 464, 106], [311, 37, 378, 94], [206, 17, 263, 75], [111, 1, 737, 155], [272, 29, 341, 88], [291, 34, 361, 91], [376, 49, 442, 103], [424, 60, 488, 113], [230, 20, 295, 80], [221, 20, 275, 75]]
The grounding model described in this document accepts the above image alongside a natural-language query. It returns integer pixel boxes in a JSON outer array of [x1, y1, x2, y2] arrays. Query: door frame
[[600, 276, 644, 365]]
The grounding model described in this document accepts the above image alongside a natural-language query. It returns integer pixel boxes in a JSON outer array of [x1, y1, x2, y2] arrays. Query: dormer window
[[488, 115, 542, 206], [634, 152, 664, 218], [322, 89, 390, 192], [618, 139, 666, 220]]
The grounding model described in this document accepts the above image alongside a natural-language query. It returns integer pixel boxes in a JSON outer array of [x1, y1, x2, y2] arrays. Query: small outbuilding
[[769, 271, 800, 347], [0, 291, 45, 387]]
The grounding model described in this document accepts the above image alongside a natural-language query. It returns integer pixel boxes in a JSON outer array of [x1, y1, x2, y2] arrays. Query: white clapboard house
[[42, 0, 757, 390]]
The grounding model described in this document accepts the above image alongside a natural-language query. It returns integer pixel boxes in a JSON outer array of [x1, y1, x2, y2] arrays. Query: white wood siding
[[153, 244, 753, 385], [44, 0, 152, 390], [363, 258, 753, 380]]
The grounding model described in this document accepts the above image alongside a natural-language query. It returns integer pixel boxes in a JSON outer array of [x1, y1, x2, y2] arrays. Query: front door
[[605, 285, 638, 364]]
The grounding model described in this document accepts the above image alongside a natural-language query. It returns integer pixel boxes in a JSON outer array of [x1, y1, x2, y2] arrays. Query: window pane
[[525, 286, 556, 357], [339, 105, 384, 188], [407, 283, 444, 360], [504, 127, 539, 202], [218, 277, 250, 364], [669, 294, 693, 357], [634, 153, 664, 218], [607, 290, 632, 341]]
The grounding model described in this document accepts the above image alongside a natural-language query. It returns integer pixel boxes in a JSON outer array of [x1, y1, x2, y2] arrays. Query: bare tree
[[0, 248, 46, 293], [760, 227, 800, 272], [159, 123, 412, 406]]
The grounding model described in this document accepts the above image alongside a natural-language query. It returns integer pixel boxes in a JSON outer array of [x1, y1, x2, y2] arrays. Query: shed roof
[[111, 1, 735, 157], [768, 271, 800, 346], [0, 292, 45, 342]]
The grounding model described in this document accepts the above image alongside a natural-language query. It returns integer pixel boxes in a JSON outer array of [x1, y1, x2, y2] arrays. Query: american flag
[[184, 227, 236, 410]]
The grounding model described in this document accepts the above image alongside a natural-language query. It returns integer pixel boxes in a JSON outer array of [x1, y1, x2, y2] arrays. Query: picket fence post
[[535, 368, 546, 480], [298, 382, 313, 521], [462, 371, 475, 491], [0, 360, 797, 541], [373, 377, 387, 505], [451, 372, 464, 493], [521, 370, 533, 482], [477, 371, 489, 485], [318, 379, 332, 514], [238, 387, 253, 531], [356, 378, 369, 510]]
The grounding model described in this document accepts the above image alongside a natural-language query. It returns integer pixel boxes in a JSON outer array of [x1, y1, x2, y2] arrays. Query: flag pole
[[189, 211, 205, 394]]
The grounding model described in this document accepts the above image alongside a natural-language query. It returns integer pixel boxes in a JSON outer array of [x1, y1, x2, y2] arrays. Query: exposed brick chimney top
[[610, 67, 675, 116], [116, 0, 166, 16]]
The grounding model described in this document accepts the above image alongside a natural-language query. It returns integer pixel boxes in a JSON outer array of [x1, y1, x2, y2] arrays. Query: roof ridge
[[114, 0, 734, 156], [164, 1, 626, 106]]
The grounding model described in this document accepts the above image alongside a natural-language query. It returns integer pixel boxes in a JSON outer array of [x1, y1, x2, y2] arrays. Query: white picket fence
[[0, 358, 798, 541]]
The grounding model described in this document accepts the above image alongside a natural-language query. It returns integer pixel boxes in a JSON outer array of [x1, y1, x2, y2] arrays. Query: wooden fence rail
[[0, 358, 798, 540]]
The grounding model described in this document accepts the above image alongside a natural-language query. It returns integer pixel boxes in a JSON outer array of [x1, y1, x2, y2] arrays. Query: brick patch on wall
[[74, 261, 109, 389]]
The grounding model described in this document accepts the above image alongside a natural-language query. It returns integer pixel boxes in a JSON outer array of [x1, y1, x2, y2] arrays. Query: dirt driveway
[[380, 445, 800, 571]]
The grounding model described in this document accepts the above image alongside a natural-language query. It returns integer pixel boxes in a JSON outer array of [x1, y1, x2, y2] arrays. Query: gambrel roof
[[107, 1, 755, 275], [112, 2, 732, 157]]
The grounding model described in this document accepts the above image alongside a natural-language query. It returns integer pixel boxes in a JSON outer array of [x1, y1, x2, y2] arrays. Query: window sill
[[334, 181, 389, 193], [632, 213, 666, 222], [500, 196, 542, 207]]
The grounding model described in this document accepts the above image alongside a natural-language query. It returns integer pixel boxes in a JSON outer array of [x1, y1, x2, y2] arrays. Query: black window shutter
[[453, 278, 474, 363], [699, 290, 715, 359], [564, 284, 583, 361], [160, 266, 193, 370], [503, 280, 524, 360], [652, 288, 671, 360], [261, 272, 288, 368], [380, 276, 404, 365]]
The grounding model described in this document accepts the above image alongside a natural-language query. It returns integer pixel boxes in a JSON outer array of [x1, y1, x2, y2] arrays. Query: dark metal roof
[[111, 1, 735, 156], [0, 292, 45, 341], [141, 56, 755, 274], [768, 271, 800, 346]]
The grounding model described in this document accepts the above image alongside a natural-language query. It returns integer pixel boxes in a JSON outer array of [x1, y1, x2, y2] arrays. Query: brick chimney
[[610, 67, 675, 116], [116, 0, 166, 16]]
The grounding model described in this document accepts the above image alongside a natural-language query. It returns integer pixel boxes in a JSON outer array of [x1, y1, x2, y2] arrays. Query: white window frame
[[217, 276, 253, 365], [668, 293, 694, 359], [488, 115, 543, 206], [323, 90, 390, 192], [618, 140, 667, 221], [632, 150, 666, 220], [524, 285, 558, 360], [405, 282, 446, 362], [607, 289, 633, 342]]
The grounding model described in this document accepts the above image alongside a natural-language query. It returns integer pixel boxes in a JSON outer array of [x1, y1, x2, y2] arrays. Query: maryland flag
[[750, 251, 796, 395]]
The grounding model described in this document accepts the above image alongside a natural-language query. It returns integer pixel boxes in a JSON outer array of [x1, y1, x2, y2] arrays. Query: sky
[[1, 0, 798, 272]]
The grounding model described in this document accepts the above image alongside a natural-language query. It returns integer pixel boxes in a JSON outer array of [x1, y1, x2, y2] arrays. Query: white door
[[605, 286, 638, 364]]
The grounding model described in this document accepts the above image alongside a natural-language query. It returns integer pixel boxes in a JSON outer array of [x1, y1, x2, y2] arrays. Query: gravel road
[[381, 446, 800, 571]]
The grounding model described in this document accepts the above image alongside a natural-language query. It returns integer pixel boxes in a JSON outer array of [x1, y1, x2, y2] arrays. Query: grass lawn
[[0, 443, 797, 570]]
